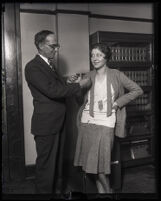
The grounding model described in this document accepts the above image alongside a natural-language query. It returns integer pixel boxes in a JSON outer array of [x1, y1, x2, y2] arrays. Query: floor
[[2, 164, 158, 200]]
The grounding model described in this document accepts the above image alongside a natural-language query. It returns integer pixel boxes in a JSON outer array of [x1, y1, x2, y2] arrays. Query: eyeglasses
[[46, 44, 60, 50]]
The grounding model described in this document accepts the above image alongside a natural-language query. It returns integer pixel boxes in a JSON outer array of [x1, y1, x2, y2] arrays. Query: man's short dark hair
[[34, 30, 54, 50], [91, 43, 112, 60]]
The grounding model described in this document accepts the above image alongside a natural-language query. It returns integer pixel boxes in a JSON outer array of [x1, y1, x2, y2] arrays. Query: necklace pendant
[[98, 100, 103, 111]]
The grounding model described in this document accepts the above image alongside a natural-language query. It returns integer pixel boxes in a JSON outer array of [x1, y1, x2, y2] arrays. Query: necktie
[[48, 59, 55, 71]]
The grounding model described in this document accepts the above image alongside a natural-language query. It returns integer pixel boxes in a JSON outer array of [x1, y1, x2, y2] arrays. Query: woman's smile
[[91, 48, 107, 69]]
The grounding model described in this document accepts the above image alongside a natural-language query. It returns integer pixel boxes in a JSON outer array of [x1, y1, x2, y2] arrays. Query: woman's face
[[91, 48, 107, 70]]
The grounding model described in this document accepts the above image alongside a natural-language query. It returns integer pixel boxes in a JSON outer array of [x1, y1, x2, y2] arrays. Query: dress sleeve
[[115, 71, 143, 108]]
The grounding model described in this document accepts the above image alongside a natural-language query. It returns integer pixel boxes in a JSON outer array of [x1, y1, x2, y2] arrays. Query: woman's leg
[[96, 176, 106, 193], [96, 173, 112, 193]]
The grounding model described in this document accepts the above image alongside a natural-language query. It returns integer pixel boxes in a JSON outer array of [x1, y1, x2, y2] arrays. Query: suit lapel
[[35, 55, 60, 79]]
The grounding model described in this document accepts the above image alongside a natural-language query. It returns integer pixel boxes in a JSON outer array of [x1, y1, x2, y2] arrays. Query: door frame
[[2, 3, 26, 182]]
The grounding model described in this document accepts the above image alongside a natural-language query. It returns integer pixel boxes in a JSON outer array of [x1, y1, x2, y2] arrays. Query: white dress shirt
[[38, 54, 51, 67]]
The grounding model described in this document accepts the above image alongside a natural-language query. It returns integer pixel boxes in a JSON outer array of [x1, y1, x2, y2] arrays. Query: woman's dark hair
[[34, 30, 54, 50], [91, 43, 112, 60]]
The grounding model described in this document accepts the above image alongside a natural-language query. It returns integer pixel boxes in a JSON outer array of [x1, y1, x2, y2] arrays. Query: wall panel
[[56, 13, 90, 192], [89, 3, 153, 19], [89, 18, 153, 34], [3, 3, 26, 181], [57, 13, 89, 76], [20, 13, 56, 165], [57, 3, 89, 11], [20, 3, 56, 11]]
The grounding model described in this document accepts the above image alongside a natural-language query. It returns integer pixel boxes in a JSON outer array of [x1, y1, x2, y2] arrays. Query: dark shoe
[[63, 192, 72, 200]]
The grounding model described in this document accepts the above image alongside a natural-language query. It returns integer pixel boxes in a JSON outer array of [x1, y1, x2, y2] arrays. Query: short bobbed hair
[[34, 30, 54, 50], [91, 43, 112, 61]]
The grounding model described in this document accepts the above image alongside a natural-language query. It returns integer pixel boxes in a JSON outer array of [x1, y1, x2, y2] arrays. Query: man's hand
[[79, 77, 91, 89], [67, 74, 81, 84]]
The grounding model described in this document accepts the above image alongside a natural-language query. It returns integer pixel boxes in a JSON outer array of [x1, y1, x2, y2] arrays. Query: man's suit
[[25, 55, 81, 193]]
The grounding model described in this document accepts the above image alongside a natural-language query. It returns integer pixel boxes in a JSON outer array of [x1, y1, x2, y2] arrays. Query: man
[[25, 30, 91, 194]]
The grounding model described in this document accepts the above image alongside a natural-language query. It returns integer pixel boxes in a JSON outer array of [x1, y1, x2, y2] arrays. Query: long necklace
[[95, 75, 106, 111]]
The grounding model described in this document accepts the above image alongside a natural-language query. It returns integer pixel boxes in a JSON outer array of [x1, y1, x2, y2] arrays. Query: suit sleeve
[[25, 65, 81, 99], [115, 71, 143, 108], [75, 88, 88, 106]]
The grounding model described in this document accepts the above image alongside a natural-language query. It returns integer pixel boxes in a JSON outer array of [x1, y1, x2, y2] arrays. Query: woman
[[72, 43, 143, 193]]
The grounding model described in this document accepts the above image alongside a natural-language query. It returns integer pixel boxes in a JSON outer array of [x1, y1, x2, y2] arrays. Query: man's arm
[[25, 65, 91, 99]]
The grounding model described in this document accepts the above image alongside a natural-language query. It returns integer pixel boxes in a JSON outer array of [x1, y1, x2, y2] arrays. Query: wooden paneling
[[3, 3, 25, 181]]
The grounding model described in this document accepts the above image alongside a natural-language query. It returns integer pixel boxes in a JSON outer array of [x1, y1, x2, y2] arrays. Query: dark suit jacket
[[25, 55, 81, 135]]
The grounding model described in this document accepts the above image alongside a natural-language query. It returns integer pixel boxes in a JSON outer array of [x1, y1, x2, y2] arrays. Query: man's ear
[[38, 42, 44, 50]]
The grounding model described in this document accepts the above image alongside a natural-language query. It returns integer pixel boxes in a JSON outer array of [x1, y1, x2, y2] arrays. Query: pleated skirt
[[74, 123, 114, 175]]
